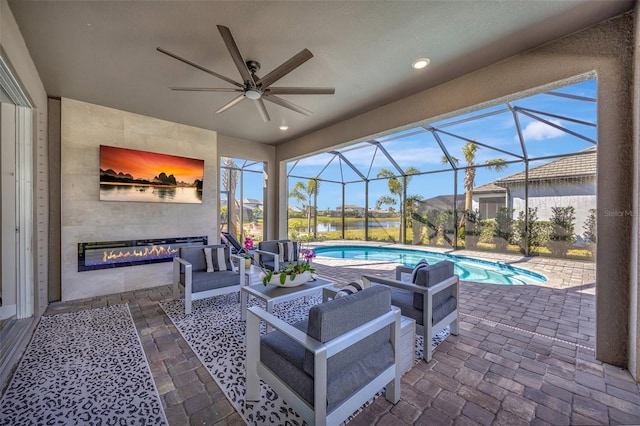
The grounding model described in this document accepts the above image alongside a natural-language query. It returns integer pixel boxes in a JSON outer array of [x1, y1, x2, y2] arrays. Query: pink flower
[[244, 237, 254, 250], [300, 248, 316, 261]]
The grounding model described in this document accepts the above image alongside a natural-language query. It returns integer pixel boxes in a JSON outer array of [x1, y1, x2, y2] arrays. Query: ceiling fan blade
[[215, 94, 246, 114], [170, 87, 243, 92], [266, 87, 335, 95], [217, 25, 254, 87], [256, 49, 313, 89], [263, 94, 312, 116], [254, 99, 271, 122], [156, 47, 242, 88]]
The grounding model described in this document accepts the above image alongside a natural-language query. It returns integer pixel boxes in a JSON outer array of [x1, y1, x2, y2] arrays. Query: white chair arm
[[253, 249, 280, 269], [395, 265, 413, 280], [173, 256, 192, 269], [428, 275, 459, 294], [229, 253, 245, 275]]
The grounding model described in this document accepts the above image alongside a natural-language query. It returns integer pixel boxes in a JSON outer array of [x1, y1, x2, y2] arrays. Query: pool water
[[313, 245, 546, 285]]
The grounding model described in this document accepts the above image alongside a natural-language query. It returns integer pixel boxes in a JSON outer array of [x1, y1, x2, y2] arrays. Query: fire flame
[[102, 245, 179, 263]]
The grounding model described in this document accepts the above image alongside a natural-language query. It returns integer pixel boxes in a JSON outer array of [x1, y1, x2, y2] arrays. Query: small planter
[[260, 270, 312, 287]]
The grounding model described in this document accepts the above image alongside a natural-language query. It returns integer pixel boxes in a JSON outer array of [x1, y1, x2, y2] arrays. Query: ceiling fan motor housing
[[246, 60, 260, 74]]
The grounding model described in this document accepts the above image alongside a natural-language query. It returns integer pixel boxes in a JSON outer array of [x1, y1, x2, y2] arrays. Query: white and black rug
[[0, 304, 167, 426], [161, 293, 448, 425]]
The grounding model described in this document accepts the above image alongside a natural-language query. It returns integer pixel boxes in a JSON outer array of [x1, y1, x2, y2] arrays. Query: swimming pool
[[313, 245, 547, 285]]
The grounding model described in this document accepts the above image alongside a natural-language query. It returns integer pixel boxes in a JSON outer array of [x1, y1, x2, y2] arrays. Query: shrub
[[550, 206, 576, 242], [479, 219, 497, 243], [513, 207, 552, 255], [495, 207, 513, 249], [547, 206, 576, 256], [583, 208, 597, 243]]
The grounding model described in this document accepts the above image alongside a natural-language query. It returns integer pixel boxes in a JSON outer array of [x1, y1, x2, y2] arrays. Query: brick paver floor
[[19, 249, 639, 425]]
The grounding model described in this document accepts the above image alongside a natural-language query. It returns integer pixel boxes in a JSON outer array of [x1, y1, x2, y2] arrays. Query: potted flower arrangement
[[260, 248, 317, 286]]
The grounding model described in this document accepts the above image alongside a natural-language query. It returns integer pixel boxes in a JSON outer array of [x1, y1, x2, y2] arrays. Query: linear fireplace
[[78, 236, 208, 272]]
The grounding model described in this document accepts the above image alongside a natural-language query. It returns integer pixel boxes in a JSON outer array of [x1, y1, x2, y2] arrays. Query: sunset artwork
[[99, 145, 204, 203]]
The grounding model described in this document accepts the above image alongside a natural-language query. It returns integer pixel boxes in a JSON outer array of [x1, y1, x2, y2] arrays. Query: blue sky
[[235, 79, 597, 211]]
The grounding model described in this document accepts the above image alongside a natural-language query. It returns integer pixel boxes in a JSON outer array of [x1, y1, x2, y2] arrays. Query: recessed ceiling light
[[279, 125, 289, 131], [412, 58, 430, 70]]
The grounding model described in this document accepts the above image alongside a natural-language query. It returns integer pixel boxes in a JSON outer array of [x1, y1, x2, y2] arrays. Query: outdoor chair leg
[[451, 318, 459, 335], [245, 311, 261, 401]]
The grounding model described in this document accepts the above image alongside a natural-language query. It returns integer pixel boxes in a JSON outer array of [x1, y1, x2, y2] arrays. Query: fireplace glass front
[[78, 236, 208, 272]]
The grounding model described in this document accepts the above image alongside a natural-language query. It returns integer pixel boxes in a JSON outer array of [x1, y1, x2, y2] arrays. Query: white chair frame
[[246, 304, 401, 426], [362, 273, 459, 362], [173, 253, 245, 314]]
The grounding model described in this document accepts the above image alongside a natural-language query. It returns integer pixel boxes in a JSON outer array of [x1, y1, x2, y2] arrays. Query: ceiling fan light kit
[[158, 25, 335, 123]]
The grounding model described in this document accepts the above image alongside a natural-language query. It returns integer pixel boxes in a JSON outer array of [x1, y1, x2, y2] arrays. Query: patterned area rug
[[161, 292, 449, 425], [0, 304, 167, 426]]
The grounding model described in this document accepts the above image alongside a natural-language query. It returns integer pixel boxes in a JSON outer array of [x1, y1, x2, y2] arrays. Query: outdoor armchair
[[245, 286, 401, 426], [173, 244, 245, 314], [362, 260, 459, 362], [253, 239, 301, 271]]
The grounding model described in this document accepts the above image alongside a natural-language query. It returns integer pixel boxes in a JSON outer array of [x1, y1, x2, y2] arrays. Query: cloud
[[521, 119, 564, 141]]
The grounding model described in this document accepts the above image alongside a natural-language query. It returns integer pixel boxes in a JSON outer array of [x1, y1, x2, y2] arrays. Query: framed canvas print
[[99, 145, 204, 203]]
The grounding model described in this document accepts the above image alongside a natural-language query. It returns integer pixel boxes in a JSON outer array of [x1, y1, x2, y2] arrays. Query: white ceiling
[[8, 0, 634, 145]]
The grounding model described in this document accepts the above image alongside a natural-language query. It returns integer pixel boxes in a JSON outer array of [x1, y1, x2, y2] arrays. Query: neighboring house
[[243, 198, 264, 219], [471, 148, 596, 234], [420, 194, 465, 213], [470, 183, 507, 219], [334, 204, 365, 217], [288, 206, 304, 215], [220, 198, 257, 221]]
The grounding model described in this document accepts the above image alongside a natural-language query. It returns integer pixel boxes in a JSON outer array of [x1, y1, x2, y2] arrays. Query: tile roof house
[[472, 149, 596, 236]]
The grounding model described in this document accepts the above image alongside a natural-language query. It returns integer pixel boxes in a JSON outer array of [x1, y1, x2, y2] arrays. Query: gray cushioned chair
[[173, 244, 245, 314], [253, 239, 301, 271], [362, 260, 459, 362], [246, 286, 401, 426]]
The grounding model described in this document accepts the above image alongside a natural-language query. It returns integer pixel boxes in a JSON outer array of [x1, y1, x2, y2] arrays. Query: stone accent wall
[[61, 98, 217, 300]]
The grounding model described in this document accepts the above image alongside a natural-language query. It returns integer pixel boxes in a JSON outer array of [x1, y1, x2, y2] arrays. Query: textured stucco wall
[[61, 98, 218, 301], [276, 14, 635, 369], [0, 0, 49, 316], [217, 134, 276, 240], [508, 181, 596, 234], [0, 0, 50, 390], [630, 2, 640, 381]]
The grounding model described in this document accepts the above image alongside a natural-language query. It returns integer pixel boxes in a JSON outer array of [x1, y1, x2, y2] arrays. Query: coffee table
[[240, 277, 334, 330]]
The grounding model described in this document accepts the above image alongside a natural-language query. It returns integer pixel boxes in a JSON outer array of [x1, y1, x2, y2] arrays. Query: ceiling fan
[[157, 25, 335, 122]]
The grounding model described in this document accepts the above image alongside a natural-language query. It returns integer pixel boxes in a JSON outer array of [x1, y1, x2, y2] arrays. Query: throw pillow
[[335, 281, 365, 298], [204, 247, 232, 272], [278, 241, 297, 263], [204, 248, 214, 273], [411, 258, 429, 283]]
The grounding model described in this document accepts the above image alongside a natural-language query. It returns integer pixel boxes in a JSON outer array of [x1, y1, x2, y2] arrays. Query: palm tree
[[442, 141, 507, 211], [376, 167, 421, 242], [289, 179, 319, 236]]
